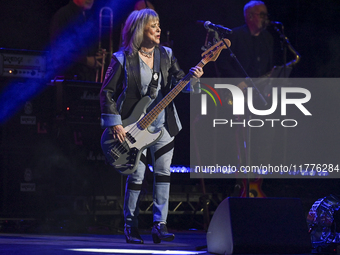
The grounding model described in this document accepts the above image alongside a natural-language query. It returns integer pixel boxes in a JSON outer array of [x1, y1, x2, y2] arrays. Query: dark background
[[0, 0, 340, 230], [1, 0, 340, 77]]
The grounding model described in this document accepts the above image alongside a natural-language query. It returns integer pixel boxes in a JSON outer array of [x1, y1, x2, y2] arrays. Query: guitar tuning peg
[[201, 46, 207, 51]]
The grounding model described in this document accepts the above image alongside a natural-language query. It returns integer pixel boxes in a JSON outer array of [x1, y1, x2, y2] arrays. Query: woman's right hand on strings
[[111, 125, 126, 143]]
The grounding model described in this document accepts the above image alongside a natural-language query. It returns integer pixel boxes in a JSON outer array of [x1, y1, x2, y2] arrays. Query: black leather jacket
[[100, 46, 186, 136]]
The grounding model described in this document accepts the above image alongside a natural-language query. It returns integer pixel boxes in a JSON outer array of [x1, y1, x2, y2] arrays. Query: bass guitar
[[101, 39, 231, 175]]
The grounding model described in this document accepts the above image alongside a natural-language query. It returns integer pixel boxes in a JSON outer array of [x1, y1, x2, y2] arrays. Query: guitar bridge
[[116, 164, 134, 167], [108, 149, 120, 160], [108, 142, 129, 161]]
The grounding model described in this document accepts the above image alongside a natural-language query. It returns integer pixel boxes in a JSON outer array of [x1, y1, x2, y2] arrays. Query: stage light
[[66, 248, 206, 254], [148, 165, 191, 173]]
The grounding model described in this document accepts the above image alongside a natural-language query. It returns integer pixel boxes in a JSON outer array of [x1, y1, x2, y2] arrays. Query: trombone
[[96, 7, 113, 83]]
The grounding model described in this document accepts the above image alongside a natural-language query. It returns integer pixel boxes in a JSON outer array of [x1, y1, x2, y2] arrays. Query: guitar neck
[[137, 61, 205, 130], [136, 38, 230, 130]]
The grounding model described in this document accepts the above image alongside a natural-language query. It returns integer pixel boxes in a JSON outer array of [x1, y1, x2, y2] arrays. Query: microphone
[[198, 20, 233, 34]]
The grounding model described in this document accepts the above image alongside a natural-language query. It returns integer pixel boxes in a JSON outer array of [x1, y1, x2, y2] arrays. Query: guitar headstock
[[201, 38, 231, 63]]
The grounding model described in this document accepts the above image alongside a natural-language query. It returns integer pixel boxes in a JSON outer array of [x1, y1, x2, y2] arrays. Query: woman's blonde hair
[[121, 9, 159, 55]]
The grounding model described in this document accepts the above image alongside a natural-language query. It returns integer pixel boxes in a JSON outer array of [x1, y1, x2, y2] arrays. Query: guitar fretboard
[[137, 61, 205, 130]]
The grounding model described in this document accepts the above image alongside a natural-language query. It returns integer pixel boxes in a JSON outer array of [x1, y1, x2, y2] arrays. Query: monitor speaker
[[206, 197, 311, 254]]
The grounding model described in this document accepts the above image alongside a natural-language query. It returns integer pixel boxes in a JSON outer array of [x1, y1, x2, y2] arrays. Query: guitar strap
[[147, 47, 160, 99], [159, 46, 180, 137], [124, 46, 179, 137]]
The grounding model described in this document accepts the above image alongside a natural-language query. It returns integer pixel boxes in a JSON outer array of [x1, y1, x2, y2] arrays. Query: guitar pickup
[[126, 132, 136, 143]]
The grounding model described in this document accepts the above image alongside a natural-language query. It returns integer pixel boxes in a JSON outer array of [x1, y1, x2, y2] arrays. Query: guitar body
[[240, 178, 266, 198], [101, 96, 164, 175]]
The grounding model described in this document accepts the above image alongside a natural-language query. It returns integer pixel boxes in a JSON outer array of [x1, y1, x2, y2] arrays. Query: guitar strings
[[110, 72, 200, 155]]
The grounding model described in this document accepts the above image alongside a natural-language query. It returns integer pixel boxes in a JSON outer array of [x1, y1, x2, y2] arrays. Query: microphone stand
[[271, 22, 291, 164], [220, 31, 268, 198]]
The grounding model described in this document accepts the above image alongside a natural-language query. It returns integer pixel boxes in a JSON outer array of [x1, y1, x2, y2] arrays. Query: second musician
[[100, 8, 203, 244], [215, 0, 275, 167]]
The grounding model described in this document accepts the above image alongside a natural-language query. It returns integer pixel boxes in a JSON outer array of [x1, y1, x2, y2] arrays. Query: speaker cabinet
[[1, 82, 54, 149], [207, 197, 311, 254], [55, 79, 101, 124]]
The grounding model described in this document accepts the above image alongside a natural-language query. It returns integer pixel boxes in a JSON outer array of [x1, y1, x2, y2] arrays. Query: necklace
[[139, 48, 154, 58]]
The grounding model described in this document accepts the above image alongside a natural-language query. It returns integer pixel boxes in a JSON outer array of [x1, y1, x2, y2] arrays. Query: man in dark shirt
[[217, 1, 273, 82], [50, 0, 102, 81], [216, 1, 276, 171]]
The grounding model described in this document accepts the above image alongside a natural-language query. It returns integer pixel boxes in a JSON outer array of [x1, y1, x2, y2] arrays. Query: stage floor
[[0, 230, 209, 255]]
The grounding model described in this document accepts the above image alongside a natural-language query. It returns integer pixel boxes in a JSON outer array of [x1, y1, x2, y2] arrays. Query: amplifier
[[0, 48, 47, 79], [53, 78, 102, 124]]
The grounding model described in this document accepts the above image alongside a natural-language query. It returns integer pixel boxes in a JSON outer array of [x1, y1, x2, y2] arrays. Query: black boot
[[124, 227, 144, 244], [151, 222, 175, 244]]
